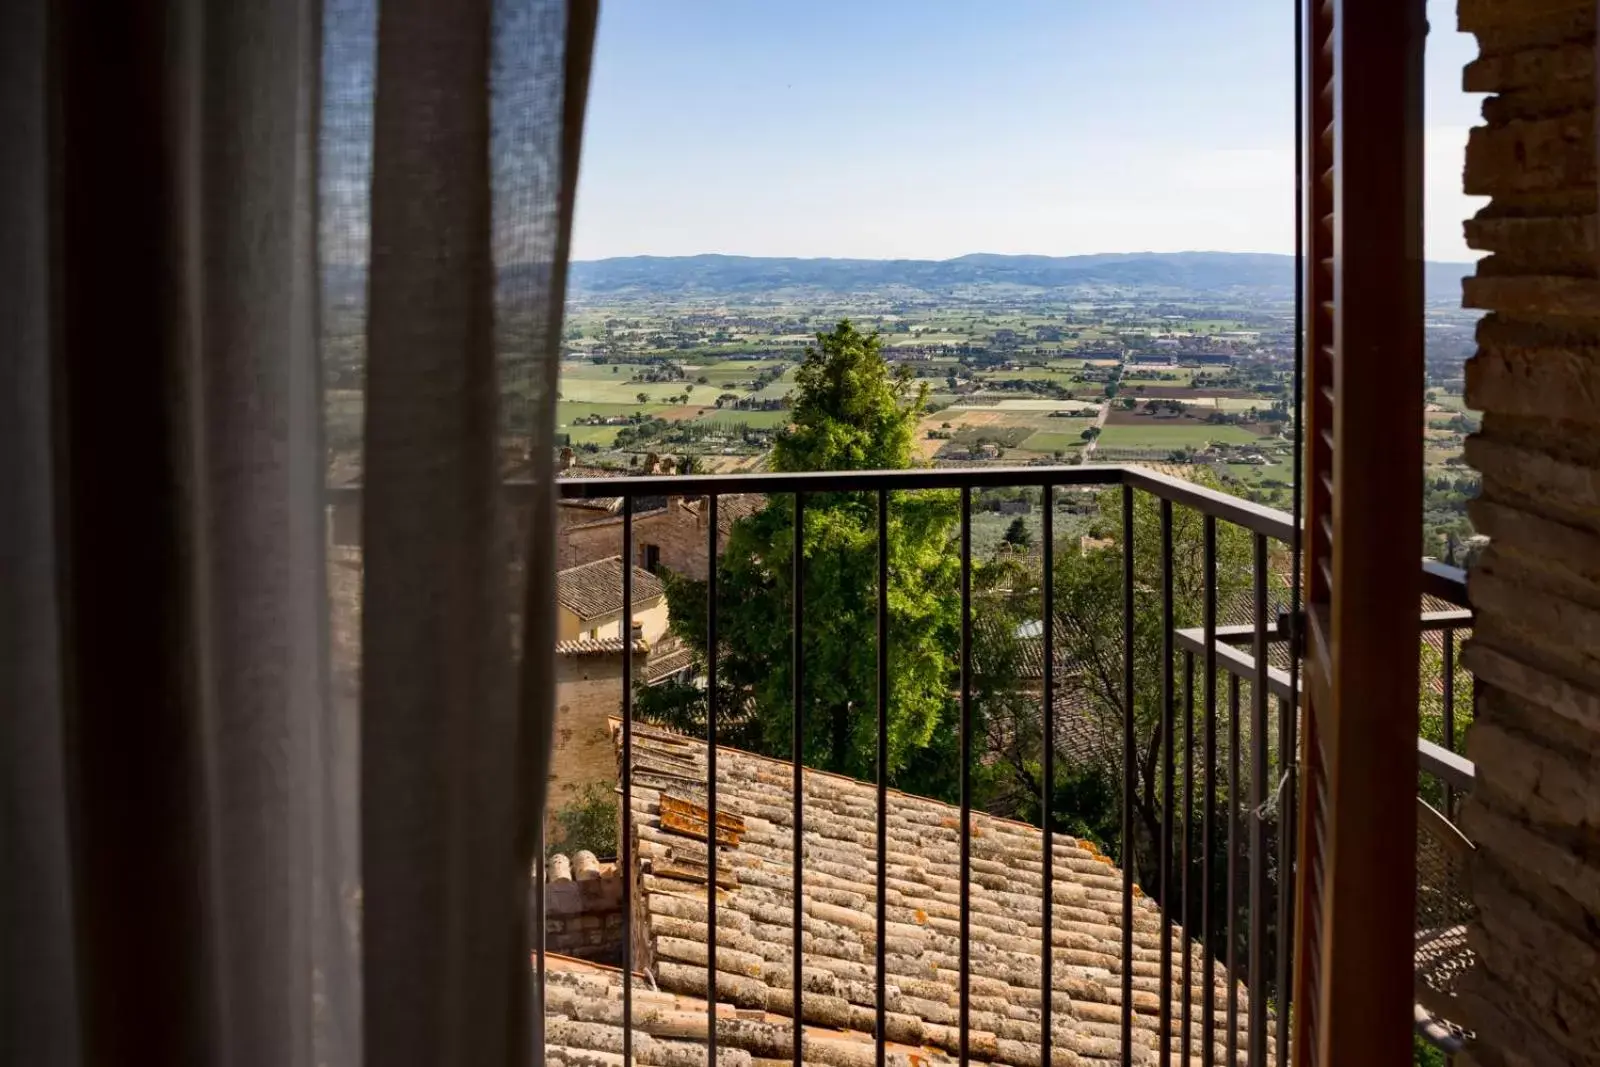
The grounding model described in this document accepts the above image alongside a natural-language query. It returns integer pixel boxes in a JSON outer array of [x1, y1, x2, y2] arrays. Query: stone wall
[[541, 851, 624, 964], [558, 503, 717, 580], [551, 644, 644, 815], [1458, 2, 1600, 1063]]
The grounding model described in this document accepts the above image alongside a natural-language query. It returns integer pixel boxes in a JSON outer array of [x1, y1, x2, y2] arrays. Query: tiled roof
[[610, 722, 1267, 1065], [684, 493, 767, 537], [544, 850, 616, 883], [555, 635, 648, 656], [645, 638, 696, 685], [557, 556, 665, 622]]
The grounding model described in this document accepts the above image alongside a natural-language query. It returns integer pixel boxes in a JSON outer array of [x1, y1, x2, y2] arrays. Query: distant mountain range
[[568, 252, 1473, 302]]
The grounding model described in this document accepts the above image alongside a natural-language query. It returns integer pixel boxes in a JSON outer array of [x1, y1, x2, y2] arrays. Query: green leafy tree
[[774, 321, 925, 473], [1002, 515, 1032, 548], [647, 321, 963, 790], [546, 782, 619, 858], [967, 477, 1254, 883]]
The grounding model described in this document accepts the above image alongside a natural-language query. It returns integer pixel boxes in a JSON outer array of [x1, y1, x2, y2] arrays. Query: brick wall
[[1458, 2, 1600, 1063], [558, 502, 718, 580], [551, 646, 642, 814]]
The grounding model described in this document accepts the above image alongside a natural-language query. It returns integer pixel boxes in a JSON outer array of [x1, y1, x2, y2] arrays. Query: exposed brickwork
[[1459, 2, 1600, 1062], [551, 645, 643, 815], [556, 504, 712, 578], [556, 496, 765, 580]]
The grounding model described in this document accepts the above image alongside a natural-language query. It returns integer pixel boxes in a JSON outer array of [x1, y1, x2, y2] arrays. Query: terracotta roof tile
[[557, 556, 665, 622], [588, 722, 1271, 1065], [555, 635, 648, 656], [682, 493, 768, 537], [646, 638, 696, 685], [543, 851, 616, 883]]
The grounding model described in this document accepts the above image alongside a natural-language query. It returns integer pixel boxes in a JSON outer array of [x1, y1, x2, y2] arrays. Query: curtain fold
[[0, 0, 594, 1061], [1, 0, 80, 1060], [359, 0, 513, 1062]]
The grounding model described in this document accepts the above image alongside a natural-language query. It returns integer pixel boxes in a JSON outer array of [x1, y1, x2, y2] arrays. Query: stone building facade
[[1458, 1, 1600, 1062], [550, 637, 646, 816], [558, 494, 766, 579]]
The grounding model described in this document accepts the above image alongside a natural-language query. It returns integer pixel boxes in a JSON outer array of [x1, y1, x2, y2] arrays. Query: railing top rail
[[1120, 465, 1298, 542], [1421, 560, 1470, 608], [327, 463, 1304, 539], [550, 464, 1125, 497], [553, 464, 1302, 540], [1418, 737, 1475, 794]]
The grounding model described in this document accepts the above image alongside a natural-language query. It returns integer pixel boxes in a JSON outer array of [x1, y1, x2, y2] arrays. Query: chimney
[[558, 446, 574, 472], [629, 621, 644, 647]]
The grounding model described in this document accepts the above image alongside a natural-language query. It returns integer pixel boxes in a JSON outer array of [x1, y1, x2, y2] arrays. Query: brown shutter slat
[[1293, 0, 1426, 1063]]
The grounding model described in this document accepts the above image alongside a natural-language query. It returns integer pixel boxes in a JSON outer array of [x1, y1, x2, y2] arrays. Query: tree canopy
[[772, 320, 926, 473], [645, 321, 964, 789]]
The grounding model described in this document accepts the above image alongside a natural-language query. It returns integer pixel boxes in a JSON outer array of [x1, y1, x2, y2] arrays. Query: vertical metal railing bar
[[1182, 651, 1195, 1061], [792, 493, 805, 1067], [707, 496, 720, 1065], [1041, 485, 1056, 1067], [1159, 498, 1176, 1067], [623, 500, 635, 1067], [1201, 515, 1217, 1067], [876, 489, 889, 1067], [1226, 672, 1241, 1067], [1443, 626, 1456, 818], [1248, 534, 1269, 1066], [959, 487, 973, 1067], [1288, 0, 1308, 1050], [534, 809, 546, 1057], [1120, 485, 1137, 1063], [1274, 691, 1297, 1067]]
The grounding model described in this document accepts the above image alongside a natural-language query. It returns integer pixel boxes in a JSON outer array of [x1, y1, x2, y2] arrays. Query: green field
[[560, 378, 700, 403], [1021, 430, 1094, 453], [564, 424, 622, 447], [954, 425, 1034, 448], [558, 401, 667, 422], [694, 408, 791, 429], [559, 361, 653, 380], [978, 368, 1075, 382], [1122, 368, 1196, 386], [1098, 422, 1268, 449], [750, 366, 798, 400]]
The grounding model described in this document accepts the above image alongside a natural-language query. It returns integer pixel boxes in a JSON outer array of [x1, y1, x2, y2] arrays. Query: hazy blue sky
[[570, 0, 1483, 263]]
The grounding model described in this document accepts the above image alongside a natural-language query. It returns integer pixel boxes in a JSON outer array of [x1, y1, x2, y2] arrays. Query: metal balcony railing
[[536, 463, 1474, 1067]]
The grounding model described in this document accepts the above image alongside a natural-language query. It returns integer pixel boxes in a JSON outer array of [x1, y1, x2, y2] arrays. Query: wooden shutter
[[1293, 1, 1427, 1064]]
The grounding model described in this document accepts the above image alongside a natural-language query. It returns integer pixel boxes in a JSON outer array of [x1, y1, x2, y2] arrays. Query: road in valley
[[1081, 359, 1126, 460]]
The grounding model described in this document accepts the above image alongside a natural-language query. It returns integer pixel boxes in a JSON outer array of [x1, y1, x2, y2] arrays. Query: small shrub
[[547, 781, 618, 858]]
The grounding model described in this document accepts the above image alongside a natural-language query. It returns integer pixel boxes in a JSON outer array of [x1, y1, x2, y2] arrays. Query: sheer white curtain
[[0, 0, 595, 1063]]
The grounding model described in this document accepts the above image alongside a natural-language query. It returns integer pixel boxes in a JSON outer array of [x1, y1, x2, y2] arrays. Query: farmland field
[[1124, 385, 1254, 399], [1122, 368, 1196, 386], [694, 408, 791, 428], [1098, 422, 1270, 449], [1022, 429, 1095, 452], [537, 276, 1478, 552], [560, 379, 699, 404], [558, 401, 668, 423]]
